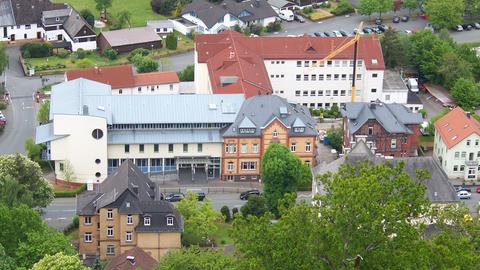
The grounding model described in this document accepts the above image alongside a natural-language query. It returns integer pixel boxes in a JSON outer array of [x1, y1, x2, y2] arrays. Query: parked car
[[314, 32, 326, 37], [332, 30, 343, 37], [279, 10, 294, 21], [454, 25, 464, 31], [457, 190, 472, 200], [377, 25, 387, 32], [353, 28, 364, 35], [474, 22, 480, 29], [240, 189, 261, 200], [339, 30, 348, 36], [455, 186, 472, 193], [463, 24, 473, 31], [362, 27, 373, 34], [294, 14, 305, 23], [323, 31, 333, 37], [375, 18, 382, 25], [401, 15, 409, 22], [165, 192, 184, 202], [186, 189, 206, 201], [392, 16, 400, 23], [0, 111, 6, 126], [476, 186, 480, 193]]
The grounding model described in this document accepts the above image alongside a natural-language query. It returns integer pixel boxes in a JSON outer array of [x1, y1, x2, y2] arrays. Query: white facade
[[194, 50, 212, 93], [112, 83, 180, 95], [182, 13, 275, 34], [0, 24, 42, 41]]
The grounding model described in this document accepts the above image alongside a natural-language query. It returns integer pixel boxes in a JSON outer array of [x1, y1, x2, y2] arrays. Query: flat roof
[[382, 70, 408, 92], [100, 27, 161, 47]]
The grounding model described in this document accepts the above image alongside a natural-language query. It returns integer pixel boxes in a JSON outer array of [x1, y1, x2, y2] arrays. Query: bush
[[331, 0, 355, 15], [57, 50, 70, 59], [165, 33, 178, 50], [127, 48, 150, 62], [418, 108, 427, 118], [240, 195, 267, 218], [326, 127, 343, 152], [75, 59, 93, 68], [54, 184, 87, 198], [102, 48, 118, 60], [232, 207, 239, 218], [302, 6, 314, 14], [186, 30, 196, 40], [80, 9, 95, 27], [135, 56, 159, 73], [0, 101, 7, 110], [249, 24, 263, 35], [75, 48, 87, 59], [151, 0, 176, 15], [63, 215, 79, 234], [320, 2, 331, 8], [266, 20, 282, 32], [177, 65, 194, 81], [232, 24, 242, 33], [20, 42, 52, 58], [220, 206, 231, 223]]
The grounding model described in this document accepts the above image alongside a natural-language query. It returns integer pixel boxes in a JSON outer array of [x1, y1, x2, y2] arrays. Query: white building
[[35, 78, 244, 184], [147, 20, 174, 35], [434, 107, 480, 182]]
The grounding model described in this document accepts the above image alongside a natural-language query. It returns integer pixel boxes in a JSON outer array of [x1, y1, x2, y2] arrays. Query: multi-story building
[[194, 30, 398, 109], [434, 107, 480, 181], [35, 78, 244, 183], [77, 161, 182, 260], [341, 101, 422, 157], [221, 95, 317, 181], [65, 65, 180, 95]]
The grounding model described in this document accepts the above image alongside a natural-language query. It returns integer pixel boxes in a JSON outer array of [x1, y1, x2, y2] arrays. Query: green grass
[[419, 135, 434, 143], [213, 222, 233, 246], [51, 0, 166, 28], [66, 228, 79, 241]]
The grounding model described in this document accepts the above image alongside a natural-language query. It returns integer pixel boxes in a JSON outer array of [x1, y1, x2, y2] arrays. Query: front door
[[57, 34, 62, 40], [10, 34, 15, 41], [37, 32, 41, 39], [3, 27, 7, 38]]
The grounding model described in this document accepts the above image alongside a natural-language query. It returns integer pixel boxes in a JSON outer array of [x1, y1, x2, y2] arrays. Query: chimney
[[466, 112, 471, 118], [132, 184, 138, 194], [369, 101, 376, 109], [126, 256, 135, 265]]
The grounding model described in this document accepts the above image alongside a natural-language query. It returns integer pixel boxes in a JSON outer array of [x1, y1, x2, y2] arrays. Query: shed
[[97, 27, 162, 53], [147, 20, 174, 34]]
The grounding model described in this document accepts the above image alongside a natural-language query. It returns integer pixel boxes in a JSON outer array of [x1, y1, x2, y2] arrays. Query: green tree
[[24, 137, 43, 164], [151, 0, 176, 15], [0, 43, 8, 75], [425, 0, 464, 29], [135, 56, 159, 73], [177, 65, 194, 81], [240, 195, 267, 218], [116, 10, 132, 28], [381, 28, 407, 68], [402, 0, 418, 14], [220, 205, 231, 223], [261, 144, 300, 216], [358, 0, 378, 17], [298, 162, 312, 191], [80, 9, 95, 27], [0, 244, 16, 270], [0, 154, 53, 208], [426, 108, 450, 135], [37, 99, 50, 124], [176, 192, 220, 246], [376, 0, 393, 18], [326, 127, 343, 152], [165, 33, 178, 50], [156, 247, 235, 270], [32, 252, 88, 270], [95, 0, 113, 19], [438, 51, 473, 88], [451, 78, 480, 110], [464, 0, 480, 18]]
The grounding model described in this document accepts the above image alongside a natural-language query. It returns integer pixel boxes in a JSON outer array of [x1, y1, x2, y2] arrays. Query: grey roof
[[146, 20, 173, 29], [10, 0, 66, 25], [100, 27, 161, 47], [49, 78, 245, 125], [314, 141, 458, 203], [0, 0, 15, 26], [76, 191, 102, 215], [238, 116, 255, 129], [267, 0, 295, 8], [35, 122, 68, 144], [407, 91, 422, 105], [341, 102, 423, 134], [63, 9, 93, 38], [42, 8, 70, 19], [182, 0, 277, 28], [136, 201, 182, 233], [223, 95, 317, 137], [108, 129, 223, 144], [382, 69, 408, 92]]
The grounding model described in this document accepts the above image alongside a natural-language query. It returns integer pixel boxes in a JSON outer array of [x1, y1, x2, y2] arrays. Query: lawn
[[66, 228, 79, 241], [213, 222, 233, 246], [51, 0, 166, 28]]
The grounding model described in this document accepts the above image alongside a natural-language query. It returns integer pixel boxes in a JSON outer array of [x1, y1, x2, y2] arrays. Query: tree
[[426, 108, 450, 135], [437, 51, 473, 89], [156, 247, 235, 270], [240, 195, 267, 218], [135, 56, 159, 73], [464, 0, 480, 19], [451, 78, 480, 111], [358, 0, 378, 17], [0, 244, 16, 270], [95, 0, 113, 19], [80, 9, 95, 27], [331, 0, 355, 15], [0, 43, 8, 75], [0, 154, 53, 208], [381, 28, 407, 68], [220, 205, 231, 223], [24, 137, 43, 164], [32, 252, 88, 270], [165, 33, 178, 50], [326, 127, 343, 152], [61, 160, 76, 187], [376, 0, 393, 18], [151, 0, 176, 15], [176, 192, 220, 246], [425, 0, 464, 29], [177, 65, 194, 81], [402, 0, 418, 14], [261, 144, 301, 216], [37, 100, 50, 124], [116, 10, 132, 29], [298, 162, 312, 191], [127, 48, 150, 62]]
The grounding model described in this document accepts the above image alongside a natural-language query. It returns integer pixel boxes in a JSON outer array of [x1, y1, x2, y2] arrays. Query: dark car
[[294, 14, 305, 23], [463, 24, 473, 31], [362, 27, 373, 34], [401, 15, 409, 22], [339, 30, 348, 36], [454, 186, 472, 193], [375, 18, 382, 25], [323, 31, 333, 37], [165, 192, 184, 202], [392, 16, 400, 23], [240, 190, 261, 200], [371, 27, 382, 34], [377, 25, 387, 32], [314, 31, 326, 37]]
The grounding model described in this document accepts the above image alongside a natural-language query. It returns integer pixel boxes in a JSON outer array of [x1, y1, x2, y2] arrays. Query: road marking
[[44, 218, 52, 221], [57, 217, 67, 220]]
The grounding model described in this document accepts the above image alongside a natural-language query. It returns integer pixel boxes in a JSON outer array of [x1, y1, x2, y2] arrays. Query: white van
[[279, 10, 294, 22], [407, 78, 419, 92]]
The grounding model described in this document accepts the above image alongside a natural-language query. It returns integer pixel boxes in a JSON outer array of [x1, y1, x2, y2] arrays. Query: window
[[357, 60, 363, 67], [461, 152, 466, 158], [342, 60, 348, 67], [126, 231, 132, 242], [334, 74, 339, 80], [119, 89, 123, 94], [252, 144, 258, 153], [144, 216, 151, 226], [107, 209, 113, 219], [303, 91, 308, 96], [372, 73, 378, 78], [304, 61, 310, 67], [295, 90, 300, 96], [391, 139, 397, 149], [326, 74, 332, 80], [325, 90, 331, 96], [167, 216, 174, 226], [227, 162, 234, 172], [84, 216, 92, 225], [477, 151, 480, 157], [340, 90, 346, 96], [371, 88, 377, 93], [385, 94, 390, 101], [139, 144, 144, 153], [356, 74, 362, 80], [197, 143, 203, 152], [138, 87, 143, 92], [455, 152, 460, 158], [226, 144, 237, 153], [25, 24, 31, 29], [453, 165, 458, 172], [317, 103, 323, 108], [304, 74, 309, 81], [154, 144, 159, 153], [311, 74, 317, 81], [124, 144, 130, 153], [467, 140, 471, 146], [85, 232, 92, 242], [306, 142, 311, 152], [334, 61, 340, 67], [318, 90, 323, 96], [312, 60, 317, 66], [297, 61, 301, 67], [368, 127, 373, 135], [183, 144, 188, 152], [241, 144, 247, 153], [127, 214, 133, 225], [273, 130, 278, 138], [319, 74, 324, 80], [296, 74, 301, 81], [241, 161, 257, 170], [169, 84, 173, 91], [475, 140, 479, 146], [341, 74, 347, 80], [460, 165, 465, 171], [327, 60, 332, 66], [168, 144, 174, 153], [333, 90, 338, 96], [106, 245, 115, 255], [92, 129, 103, 139], [107, 226, 113, 237], [290, 143, 296, 152]]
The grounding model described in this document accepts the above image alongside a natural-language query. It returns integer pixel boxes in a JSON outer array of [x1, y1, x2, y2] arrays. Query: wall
[[108, 142, 222, 160], [79, 214, 99, 256], [2, 24, 43, 41], [111, 82, 180, 95], [194, 50, 212, 94], [136, 232, 181, 260], [170, 19, 197, 35], [99, 208, 121, 260]]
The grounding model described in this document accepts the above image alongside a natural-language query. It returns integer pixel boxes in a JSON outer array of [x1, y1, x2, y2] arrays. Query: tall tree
[[358, 0, 377, 17], [116, 10, 132, 29], [156, 247, 235, 270], [95, 0, 113, 20], [464, 0, 480, 19], [402, 0, 418, 14], [451, 78, 480, 110], [80, 9, 95, 27], [261, 144, 301, 216], [240, 195, 267, 218], [32, 252, 89, 270], [381, 28, 407, 68], [37, 99, 50, 124], [425, 0, 464, 29], [376, 0, 393, 18], [437, 51, 473, 88], [0, 244, 16, 270], [24, 137, 43, 164]]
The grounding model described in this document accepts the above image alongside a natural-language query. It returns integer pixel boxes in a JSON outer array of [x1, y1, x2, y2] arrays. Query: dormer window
[[167, 216, 174, 226], [293, 127, 305, 133], [144, 216, 151, 226]]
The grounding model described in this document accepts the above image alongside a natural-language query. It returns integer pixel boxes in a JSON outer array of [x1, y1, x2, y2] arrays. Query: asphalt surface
[[0, 45, 63, 155]]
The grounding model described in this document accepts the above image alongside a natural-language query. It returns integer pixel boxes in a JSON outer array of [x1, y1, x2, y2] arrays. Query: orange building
[[221, 95, 317, 181]]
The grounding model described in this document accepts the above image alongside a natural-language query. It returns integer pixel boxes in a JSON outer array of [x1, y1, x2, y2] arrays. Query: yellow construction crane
[[312, 22, 363, 102]]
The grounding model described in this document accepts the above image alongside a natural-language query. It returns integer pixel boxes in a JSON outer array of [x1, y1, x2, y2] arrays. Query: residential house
[[147, 20, 174, 35], [181, 0, 277, 34], [222, 95, 317, 181], [65, 65, 180, 95], [35, 78, 244, 183], [97, 27, 162, 53], [341, 101, 423, 157], [104, 247, 157, 270], [77, 161, 182, 260], [267, 0, 296, 12], [433, 107, 480, 182], [290, 0, 326, 8]]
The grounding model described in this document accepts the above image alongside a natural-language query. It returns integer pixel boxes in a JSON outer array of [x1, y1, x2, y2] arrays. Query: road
[[0, 45, 63, 155]]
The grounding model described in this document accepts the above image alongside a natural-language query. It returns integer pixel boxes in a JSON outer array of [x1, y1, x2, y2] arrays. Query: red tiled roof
[[434, 107, 480, 149], [104, 247, 157, 270], [195, 30, 385, 97], [65, 65, 179, 89]]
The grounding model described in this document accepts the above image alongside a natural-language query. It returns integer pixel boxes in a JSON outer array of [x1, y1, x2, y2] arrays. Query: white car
[[332, 30, 343, 37], [457, 190, 471, 200]]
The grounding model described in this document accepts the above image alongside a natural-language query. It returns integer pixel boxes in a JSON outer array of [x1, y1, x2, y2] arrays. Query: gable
[[74, 25, 95, 37]]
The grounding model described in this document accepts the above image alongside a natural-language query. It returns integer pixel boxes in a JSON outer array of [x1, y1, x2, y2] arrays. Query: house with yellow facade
[[221, 95, 318, 181], [76, 160, 182, 261]]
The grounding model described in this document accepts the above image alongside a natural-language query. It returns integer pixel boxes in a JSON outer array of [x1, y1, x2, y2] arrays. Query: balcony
[[465, 160, 479, 167]]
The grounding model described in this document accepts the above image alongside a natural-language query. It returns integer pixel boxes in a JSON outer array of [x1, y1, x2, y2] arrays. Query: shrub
[[240, 195, 267, 218], [186, 30, 196, 40], [54, 184, 87, 198], [80, 9, 95, 26], [75, 58, 93, 68], [102, 48, 118, 60], [266, 20, 282, 32], [331, 0, 355, 15], [20, 42, 52, 58], [220, 206, 231, 223], [63, 215, 79, 234], [302, 6, 314, 14], [320, 2, 331, 8], [232, 207, 239, 218], [57, 50, 70, 59], [151, 0, 176, 15], [165, 33, 178, 50], [249, 24, 263, 35], [135, 56, 159, 73], [127, 48, 150, 62], [232, 24, 242, 33], [75, 48, 87, 59], [0, 101, 7, 110], [177, 65, 194, 81], [418, 108, 427, 118]]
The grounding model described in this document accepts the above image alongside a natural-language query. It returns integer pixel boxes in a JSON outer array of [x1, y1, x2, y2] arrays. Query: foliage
[[32, 252, 88, 270], [402, 0, 418, 14], [37, 100, 50, 124], [358, 0, 377, 16], [451, 78, 480, 111], [0, 154, 53, 208], [165, 33, 178, 50], [265, 20, 281, 33], [261, 144, 300, 216], [240, 195, 267, 218], [302, 6, 314, 14], [232, 207, 239, 217], [464, 0, 480, 18], [0, 244, 16, 270], [297, 162, 312, 191], [20, 42, 52, 58], [425, 0, 464, 29], [94, 0, 113, 16], [151, 0, 176, 15], [0, 101, 6, 110], [438, 52, 473, 89], [249, 24, 263, 35], [220, 205, 231, 223], [135, 56, 159, 73], [57, 50, 70, 59], [331, 0, 355, 15], [186, 29, 196, 40], [75, 48, 88, 59], [326, 127, 343, 152], [0, 44, 7, 75], [75, 58, 94, 68], [418, 108, 427, 118], [102, 48, 118, 60], [116, 10, 132, 28], [381, 28, 407, 68], [375, 0, 393, 17], [156, 247, 235, 270], [176, 192, 220, 246], [54, 184, 86, 197], [177, 65, 194, 81], [80, 9, 95, 26], [127, 48, 150, 62], [426, 108, 450, 135], [24, 137, 43, 164]]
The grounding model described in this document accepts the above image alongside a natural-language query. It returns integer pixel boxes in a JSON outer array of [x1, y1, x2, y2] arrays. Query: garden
[[298, 0, 355, 21]]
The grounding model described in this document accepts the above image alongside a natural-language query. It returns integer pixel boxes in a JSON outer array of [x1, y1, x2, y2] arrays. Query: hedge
[[54, 184, 87, 198]]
